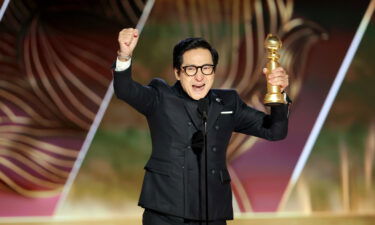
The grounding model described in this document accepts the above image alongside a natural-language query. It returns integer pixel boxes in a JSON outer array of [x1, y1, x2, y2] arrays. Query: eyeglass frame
[[180, 64, 216, 76]]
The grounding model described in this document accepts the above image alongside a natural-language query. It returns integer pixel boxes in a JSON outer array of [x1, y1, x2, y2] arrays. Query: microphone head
[[198, 98, 208, 119]]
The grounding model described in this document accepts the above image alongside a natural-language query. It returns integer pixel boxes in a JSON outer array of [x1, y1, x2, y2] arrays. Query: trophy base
[[264, 93, 287, 106]]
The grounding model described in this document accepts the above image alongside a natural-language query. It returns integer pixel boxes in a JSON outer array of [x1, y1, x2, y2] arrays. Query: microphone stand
[[202, 111, 208, 225], [197, 98, 209, 225]]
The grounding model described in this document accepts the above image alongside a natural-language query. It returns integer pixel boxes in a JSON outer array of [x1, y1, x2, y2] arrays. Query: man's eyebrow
[[182, 64, 214, 67]]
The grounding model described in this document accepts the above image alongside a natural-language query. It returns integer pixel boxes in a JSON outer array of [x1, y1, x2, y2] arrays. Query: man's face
[[174, 48, 215, 100]]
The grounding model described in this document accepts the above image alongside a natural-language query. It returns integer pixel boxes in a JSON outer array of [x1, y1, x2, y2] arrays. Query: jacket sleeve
[[233, 92, 290, 141], [113, 65, 159, 115]]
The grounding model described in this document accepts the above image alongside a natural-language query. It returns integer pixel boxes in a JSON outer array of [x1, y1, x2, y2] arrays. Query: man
[[113, 28, 290, 225]]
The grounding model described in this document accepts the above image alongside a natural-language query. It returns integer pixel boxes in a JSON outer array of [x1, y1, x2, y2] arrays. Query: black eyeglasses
[[181, 64, 215, 76]]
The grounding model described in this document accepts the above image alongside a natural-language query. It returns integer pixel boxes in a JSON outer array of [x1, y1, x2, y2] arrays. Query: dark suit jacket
[[113, 66, 289, 221]]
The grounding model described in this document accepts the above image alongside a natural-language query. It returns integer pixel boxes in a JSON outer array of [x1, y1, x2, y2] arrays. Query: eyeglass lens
[[183, 65, 214, 76]]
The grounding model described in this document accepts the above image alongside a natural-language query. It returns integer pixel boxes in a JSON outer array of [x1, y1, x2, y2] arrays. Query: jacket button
[[215, 125, 219, 130], [188, 122, 192, 126], [211, 169, 216, 174], [187, 146, 192, 150], [182, 166, 185, 169], [212, 147, 217, 152]]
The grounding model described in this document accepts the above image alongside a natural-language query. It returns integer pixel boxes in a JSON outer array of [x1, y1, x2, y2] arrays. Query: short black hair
[[173, 37, 219, 70]]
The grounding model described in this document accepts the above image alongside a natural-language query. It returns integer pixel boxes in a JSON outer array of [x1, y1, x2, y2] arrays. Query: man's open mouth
[[192, 84, 205, 91]]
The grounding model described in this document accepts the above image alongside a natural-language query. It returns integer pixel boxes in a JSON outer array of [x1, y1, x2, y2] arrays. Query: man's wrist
[[281, 90, 292, 104], [117, 50, 131, 62], [115, 57, 131, 72]]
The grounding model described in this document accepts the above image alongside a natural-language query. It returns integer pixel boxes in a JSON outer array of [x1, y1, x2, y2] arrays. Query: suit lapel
[[172, 81, 200, 130], [207, 92, 224, 131], [184, 101, 201, 130]]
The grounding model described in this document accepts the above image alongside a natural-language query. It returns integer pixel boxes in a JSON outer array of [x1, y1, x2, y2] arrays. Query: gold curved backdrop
[[0, 0, 374, 224], [0, 0, 146, 216]]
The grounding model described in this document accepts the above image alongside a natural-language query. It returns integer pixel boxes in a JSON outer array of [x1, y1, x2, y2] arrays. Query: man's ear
[[174, 68, 180, 80]]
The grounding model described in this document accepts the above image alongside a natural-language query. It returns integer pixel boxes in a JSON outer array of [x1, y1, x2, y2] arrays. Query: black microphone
[[197, 98, 208, 121]]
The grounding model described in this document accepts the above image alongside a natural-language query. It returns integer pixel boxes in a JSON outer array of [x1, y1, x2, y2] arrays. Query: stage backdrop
[[0, 0, 374, 221]]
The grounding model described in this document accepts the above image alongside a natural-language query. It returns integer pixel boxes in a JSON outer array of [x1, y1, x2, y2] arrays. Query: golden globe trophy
[[264, 34, 287, 105]]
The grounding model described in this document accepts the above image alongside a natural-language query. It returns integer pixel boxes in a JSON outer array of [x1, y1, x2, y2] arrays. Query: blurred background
[[0, 0, 374, 224]]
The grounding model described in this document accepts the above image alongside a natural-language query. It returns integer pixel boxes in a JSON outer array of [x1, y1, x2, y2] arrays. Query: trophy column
[[264, 34, 287, 105]]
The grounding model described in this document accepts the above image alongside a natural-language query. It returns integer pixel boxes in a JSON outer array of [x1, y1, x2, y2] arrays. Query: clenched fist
[[117, 28, 139, 62]]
